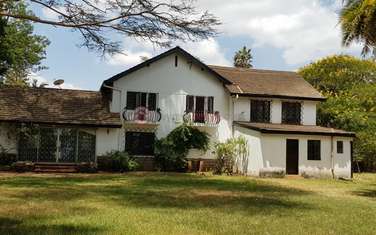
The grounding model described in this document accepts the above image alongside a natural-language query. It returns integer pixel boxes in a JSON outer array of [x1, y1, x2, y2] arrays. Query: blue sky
[[31, 0, 362, 90]]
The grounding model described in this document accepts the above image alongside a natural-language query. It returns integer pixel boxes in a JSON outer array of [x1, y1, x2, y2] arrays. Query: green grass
[[0, 172, 375, 235]]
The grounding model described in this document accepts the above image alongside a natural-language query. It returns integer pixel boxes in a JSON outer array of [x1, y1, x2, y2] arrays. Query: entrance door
[[195, 96, 205, 123], [286, 139, 299, 174]]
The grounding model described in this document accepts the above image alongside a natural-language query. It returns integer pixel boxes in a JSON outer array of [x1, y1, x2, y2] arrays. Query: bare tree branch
[[0, 0, 220, 55]]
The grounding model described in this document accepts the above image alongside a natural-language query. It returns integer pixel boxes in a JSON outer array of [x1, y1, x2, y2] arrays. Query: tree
[[0, 0, 220, 55], [234, 46, 253, 68], [299, 55, 376, 171], [340, 0, 376, 56], [299, 55, 376, 93], [0, 1, 49, 86]]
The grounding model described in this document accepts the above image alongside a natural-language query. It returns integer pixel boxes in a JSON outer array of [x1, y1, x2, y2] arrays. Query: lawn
[[0, 172, 375, 235]]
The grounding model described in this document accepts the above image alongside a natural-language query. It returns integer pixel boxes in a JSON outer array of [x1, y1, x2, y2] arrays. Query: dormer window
[[282, 102, 301, 125], [250, 100, 270, 123]]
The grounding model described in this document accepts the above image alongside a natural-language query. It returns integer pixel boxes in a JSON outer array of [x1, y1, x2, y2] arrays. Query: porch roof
[[234, 122, 355, 137], [0, 87, 121, 128]]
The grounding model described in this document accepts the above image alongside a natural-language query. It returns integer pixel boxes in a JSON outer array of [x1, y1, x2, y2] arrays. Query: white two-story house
[[0, 47, 354, 178]]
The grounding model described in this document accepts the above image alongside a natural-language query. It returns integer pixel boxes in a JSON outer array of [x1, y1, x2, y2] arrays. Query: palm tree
[[340, 0, 376, 56], [234, 46, 253, 68]]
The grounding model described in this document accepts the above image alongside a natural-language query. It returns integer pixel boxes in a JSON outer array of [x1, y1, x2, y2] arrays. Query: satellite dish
[[53, 79, 64, 86]]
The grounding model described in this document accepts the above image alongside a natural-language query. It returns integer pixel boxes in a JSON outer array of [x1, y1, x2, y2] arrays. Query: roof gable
[[102, 46, 232, 88]]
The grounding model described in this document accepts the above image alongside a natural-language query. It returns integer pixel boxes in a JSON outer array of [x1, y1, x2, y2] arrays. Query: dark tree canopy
[[0, 0, 220, 55], [234, 46, 253, 68], [0, 1, 49, 86]]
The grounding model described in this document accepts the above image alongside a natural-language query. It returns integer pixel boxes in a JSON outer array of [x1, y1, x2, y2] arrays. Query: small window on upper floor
[[250, 100, 270, 123], [282, 102, 301, 125], [126, 92, 157, 110], [337, 141, 344, 154], [307, 140, 321, 160]]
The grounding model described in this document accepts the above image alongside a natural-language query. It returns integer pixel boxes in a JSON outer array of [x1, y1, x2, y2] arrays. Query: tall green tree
[[234, 46, 253, 68], [299, 55, 376, 171], [340, 0, 376, 55], [0, 1, 49, 86]]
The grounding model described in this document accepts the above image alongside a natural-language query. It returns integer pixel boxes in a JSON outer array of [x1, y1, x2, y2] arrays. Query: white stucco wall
[[233, 125, 352, 178], [96, 128, 121, 156], [233, 126, 264, 176], [0, 123, 17, 154], [302, 101, 317, 125], [233, 98, 318, 125], [106, 52, 232, 155]]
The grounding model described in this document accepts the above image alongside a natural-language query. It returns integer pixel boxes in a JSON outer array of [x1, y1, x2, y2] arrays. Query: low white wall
[[0, 123, 17, 154]]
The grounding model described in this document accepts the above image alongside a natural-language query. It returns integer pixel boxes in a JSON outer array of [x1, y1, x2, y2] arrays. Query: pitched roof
[[0, 87, 121, 127], [235, 122, 355, 137], [102, 46, 232, 88], [209, 65, 325, 101]]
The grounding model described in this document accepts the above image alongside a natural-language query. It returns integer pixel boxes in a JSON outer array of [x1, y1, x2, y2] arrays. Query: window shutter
[[126, 92, 137, 110], [148, 93, 157, 111], [186, 95, 194, 112], [208, 97, 214, 113]]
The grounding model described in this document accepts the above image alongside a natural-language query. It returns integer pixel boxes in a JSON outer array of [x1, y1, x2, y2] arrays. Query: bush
[[259, 168, 285, 178], [214, 137, 248, 175], [97, 151, 139, 172], [154, 124, 210, 172]]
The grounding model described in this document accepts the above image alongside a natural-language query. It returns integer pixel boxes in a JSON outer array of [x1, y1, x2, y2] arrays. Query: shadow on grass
[[0, 173, 316, 233], [0, 217, 103, 235], [353, 189, 376, 198]]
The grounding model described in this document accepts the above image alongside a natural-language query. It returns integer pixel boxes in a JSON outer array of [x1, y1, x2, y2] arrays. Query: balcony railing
[[183, 111, 220, 127], [122, 107, 162, 123]]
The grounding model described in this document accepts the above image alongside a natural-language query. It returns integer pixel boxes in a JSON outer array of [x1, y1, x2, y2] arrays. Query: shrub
[[98, 151, 139, 172], [0, 145, 16, 166], [214, 137, 248, 175], [154, 124, 210, 172], [259, 168, 285, 178]]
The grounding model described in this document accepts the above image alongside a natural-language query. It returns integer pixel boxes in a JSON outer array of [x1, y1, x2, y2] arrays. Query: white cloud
[[195, 0, 361, 65], [29, 73, 81, 90], [105, 0, 361, 68], [107, 37, 230, 68]]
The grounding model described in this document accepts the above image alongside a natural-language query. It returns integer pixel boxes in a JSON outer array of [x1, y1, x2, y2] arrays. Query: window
[[307, 140, 321, 160], [282, 102, 301, 125], [126, 92, 157, 110], [185, 96, 214, 113], [337, 141, 344, 154], [251, 100, 270, 123], [125, 132, 155, 155]]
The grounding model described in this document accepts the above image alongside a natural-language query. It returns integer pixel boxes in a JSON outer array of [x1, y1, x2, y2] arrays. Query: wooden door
[[286, 139, 299, 174]]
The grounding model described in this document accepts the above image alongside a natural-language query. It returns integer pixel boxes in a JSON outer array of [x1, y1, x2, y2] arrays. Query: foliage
[[154, 124, 210, 172], [299, 55, 376, 171], [340, 0, 376, 55], [0, 1, 49, 85], [98, 151, 139, 172], [214, 136, 248, 175], [0, 145, 16, 166], [234, 46, 253, 68], [0, 0, 219, 55], [299, 55, 376, 93]]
